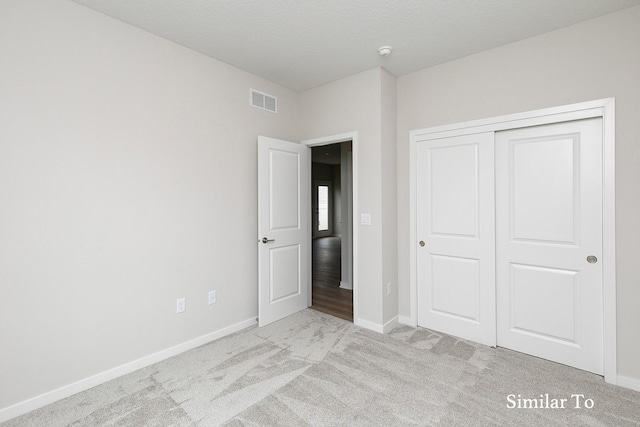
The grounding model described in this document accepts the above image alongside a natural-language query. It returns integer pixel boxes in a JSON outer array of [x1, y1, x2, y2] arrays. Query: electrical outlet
[[176, 298, 186, 313], [208, 290, 217, 305], [387, 282, 392, 296]]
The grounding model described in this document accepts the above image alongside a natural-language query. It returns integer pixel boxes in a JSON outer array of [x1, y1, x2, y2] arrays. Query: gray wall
[[397, 6, 640, 381], [381, 69, 398, 326], [0, 0, 300, 409], [299, 68, 398, 327]]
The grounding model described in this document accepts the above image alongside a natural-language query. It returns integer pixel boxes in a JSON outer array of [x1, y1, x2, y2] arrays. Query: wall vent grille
[[250, 89, 277, 113]]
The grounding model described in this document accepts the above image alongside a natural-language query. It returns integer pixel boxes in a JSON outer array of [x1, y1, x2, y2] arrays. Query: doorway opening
[[310, 141, 353, 321]]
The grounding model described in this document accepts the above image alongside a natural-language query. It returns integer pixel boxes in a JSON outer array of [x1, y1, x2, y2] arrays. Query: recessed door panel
[[270, 245, 301, 302], [430, 145, 478, 238], [431, 255, 479, 321], [510, 263, 577, 343], [270, 150, 300, 231], [511, 136, 577, 244]]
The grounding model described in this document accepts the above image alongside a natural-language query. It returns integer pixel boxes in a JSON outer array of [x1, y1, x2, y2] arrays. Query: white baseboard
[[0, 317, 257, 424], [355, 316, 399, 334], [339, 281, 352, 290], [617, 374, 640, 392], [383, 316, 399, 333], [399, 315, 417, 327], [355, 318, 384, 333]]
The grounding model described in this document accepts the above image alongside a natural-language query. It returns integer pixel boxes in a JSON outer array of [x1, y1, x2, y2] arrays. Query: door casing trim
[[408, 98, 616, 384]]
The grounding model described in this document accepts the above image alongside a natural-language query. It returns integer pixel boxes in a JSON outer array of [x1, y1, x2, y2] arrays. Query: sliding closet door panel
[[496, 118, 603, 374], [416, 132, 495, 346]]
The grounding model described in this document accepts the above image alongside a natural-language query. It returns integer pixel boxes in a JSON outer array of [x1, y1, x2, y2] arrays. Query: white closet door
[[416, 132, 496, 346], [496, 118, 603, 374]]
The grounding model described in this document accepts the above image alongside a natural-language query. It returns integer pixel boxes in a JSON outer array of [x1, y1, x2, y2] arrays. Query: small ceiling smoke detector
[[378, 45, 393, 56]]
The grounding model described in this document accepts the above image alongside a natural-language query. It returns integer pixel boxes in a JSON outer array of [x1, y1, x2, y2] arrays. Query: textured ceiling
[[71, 0, 640, 92]]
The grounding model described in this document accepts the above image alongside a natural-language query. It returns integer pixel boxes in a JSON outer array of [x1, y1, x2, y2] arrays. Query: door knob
[[261, 237, 275, 244], [419, 240, 425, 247], [587, 255, 598, 264]]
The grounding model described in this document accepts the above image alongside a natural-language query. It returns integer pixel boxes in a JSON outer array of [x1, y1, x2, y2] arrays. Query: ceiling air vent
[[250, 89, 277, 113]]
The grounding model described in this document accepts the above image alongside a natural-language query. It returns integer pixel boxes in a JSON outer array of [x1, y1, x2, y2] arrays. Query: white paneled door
[[416, 132, 496, 346], [258, 136, 311, 327], [496, 118, 603, 374]]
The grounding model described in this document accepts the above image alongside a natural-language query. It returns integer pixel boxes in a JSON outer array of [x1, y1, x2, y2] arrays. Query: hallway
[[311, 236, 353, 322]]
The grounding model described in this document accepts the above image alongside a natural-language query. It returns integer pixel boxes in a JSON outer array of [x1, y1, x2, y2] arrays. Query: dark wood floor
[[311, 236, 353, 322]]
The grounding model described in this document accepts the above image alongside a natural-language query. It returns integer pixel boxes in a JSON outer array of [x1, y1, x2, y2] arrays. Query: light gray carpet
[[4, 309, 640, 426]]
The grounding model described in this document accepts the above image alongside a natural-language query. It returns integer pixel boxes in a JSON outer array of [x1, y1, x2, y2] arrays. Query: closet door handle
[[261, 237, 275, 244]]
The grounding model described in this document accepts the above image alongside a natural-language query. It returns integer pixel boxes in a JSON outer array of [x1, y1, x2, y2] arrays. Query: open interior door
[[258, 136, 310, 327]]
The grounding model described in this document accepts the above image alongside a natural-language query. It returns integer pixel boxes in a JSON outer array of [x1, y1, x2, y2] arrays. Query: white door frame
[[408, 98, 616, 384], [303, 132, 359, 324]]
